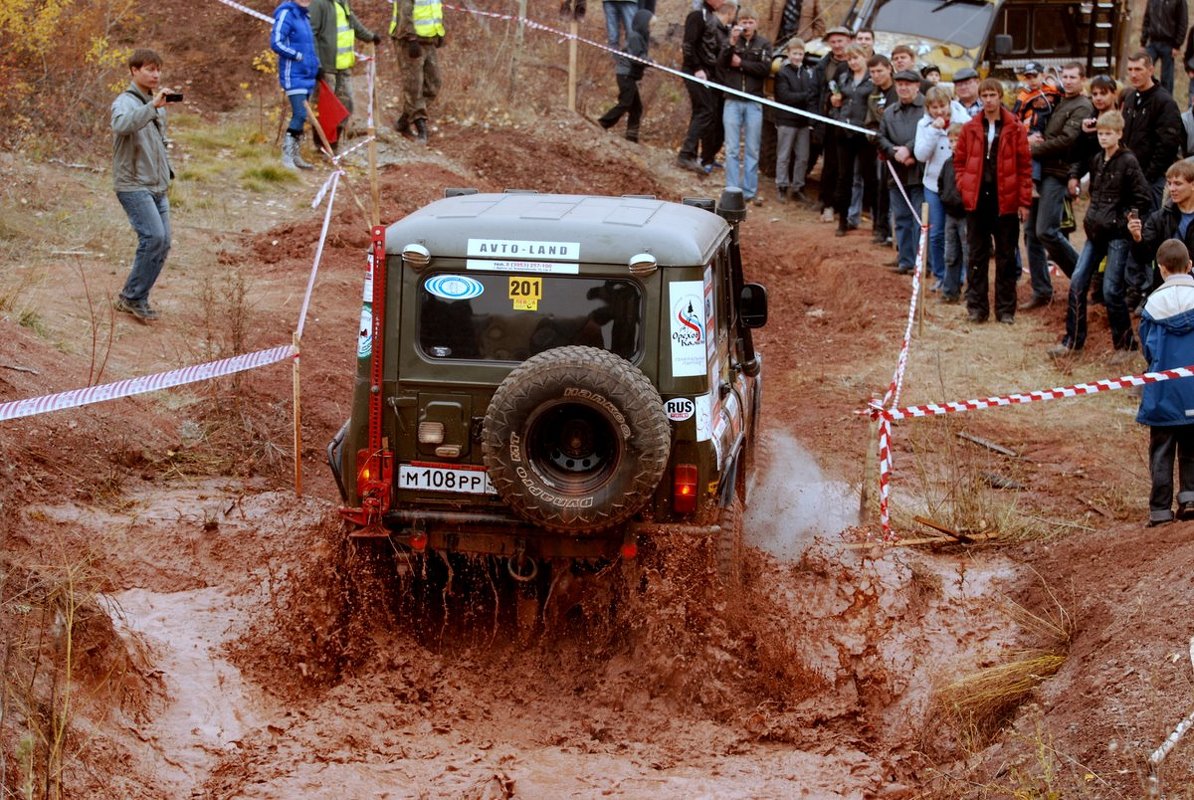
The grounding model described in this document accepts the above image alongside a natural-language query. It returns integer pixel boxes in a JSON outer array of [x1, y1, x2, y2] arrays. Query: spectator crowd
[[655, 0, 1194, 342]]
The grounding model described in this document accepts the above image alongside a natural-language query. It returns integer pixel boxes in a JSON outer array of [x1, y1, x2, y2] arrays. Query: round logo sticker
[[426, 274, 485, 301], [664, 397, 695, 422]]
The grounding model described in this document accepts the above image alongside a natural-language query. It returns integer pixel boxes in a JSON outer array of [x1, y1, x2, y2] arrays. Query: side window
[[1030, 6, 1076, 55]]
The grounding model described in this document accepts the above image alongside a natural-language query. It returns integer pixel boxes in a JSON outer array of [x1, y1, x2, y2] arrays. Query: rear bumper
[[354, 508, 720, 560]]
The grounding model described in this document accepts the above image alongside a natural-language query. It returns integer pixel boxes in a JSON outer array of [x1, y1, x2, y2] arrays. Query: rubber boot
[[281, 134, 297, 169], [414, 118, 428, 144], [394, 113, 413, 138], [289, 132, 314, 170]]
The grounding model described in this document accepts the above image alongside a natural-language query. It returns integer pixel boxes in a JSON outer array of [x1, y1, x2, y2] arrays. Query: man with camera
[[110, 48, 179, 323], [390, 0, 445, 144]]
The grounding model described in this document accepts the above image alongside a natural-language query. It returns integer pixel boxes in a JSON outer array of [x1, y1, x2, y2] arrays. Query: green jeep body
[[328, 190, 767, 568]]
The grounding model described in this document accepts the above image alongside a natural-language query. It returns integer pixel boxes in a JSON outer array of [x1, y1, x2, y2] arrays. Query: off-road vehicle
[[328, 189, 767, 583]]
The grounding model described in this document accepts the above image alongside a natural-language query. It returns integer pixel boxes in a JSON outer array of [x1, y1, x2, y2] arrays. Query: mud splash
[[746, 431, 858, 559]]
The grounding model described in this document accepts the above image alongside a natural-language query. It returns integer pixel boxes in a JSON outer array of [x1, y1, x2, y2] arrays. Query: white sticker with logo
[[669, 280, 706, 378], [694, 392, 713, 441], [467, 239, 580, 260], [664, 397, 695, 422], [357, 304, 372, 358], [361, 253, 374, 301], [425, 274, 485, 300], [466, 259, 579, 274]]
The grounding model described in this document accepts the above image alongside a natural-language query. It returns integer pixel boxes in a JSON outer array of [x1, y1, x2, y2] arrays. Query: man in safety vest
[[390, 0, 445, 144], [309, 0, 380, 148]]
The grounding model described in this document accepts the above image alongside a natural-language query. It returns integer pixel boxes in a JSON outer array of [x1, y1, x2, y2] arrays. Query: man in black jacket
[[1143, 0, 1188, 94], [677, 0, 730, 173], [1021, 62, 1093, 310], [1123, 49, 1184, 304], [814, 26, 852, 223]]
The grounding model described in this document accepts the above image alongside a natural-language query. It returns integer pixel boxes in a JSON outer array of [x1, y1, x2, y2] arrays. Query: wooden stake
[[292, 331, 302, 496], [859, 393, 880, 524], [567, 20, 578, 112], [368, 43, 380, 228]]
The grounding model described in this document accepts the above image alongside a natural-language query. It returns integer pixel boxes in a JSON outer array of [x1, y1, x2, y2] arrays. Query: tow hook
[[508, 548, 539, 583]]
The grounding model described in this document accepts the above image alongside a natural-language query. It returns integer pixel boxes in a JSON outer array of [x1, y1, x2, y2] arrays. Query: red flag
[[315, 79, 350, 145]]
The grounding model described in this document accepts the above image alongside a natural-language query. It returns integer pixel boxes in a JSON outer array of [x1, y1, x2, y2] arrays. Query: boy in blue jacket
[[1138, 238, 1194, 526], [271, 0, 320, 169]]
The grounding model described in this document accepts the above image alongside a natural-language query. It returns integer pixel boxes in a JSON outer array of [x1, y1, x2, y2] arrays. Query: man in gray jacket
[[878, 70, 925, 273], [111, 48, 177, 323]]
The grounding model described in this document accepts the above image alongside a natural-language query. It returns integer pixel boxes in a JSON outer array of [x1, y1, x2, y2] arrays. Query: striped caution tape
[[0, 345, 295, 423], [869, 365, 1193, 422]]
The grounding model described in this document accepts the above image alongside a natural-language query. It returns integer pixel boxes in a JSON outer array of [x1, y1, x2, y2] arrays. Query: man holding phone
[[111, 48, 178, 323]]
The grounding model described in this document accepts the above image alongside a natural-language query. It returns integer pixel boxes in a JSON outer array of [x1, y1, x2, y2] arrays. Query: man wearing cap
[[815, 26, 853, 223], [1020, 61, 1094, 310], [878, 69, 925, 273], [950, 67, 981, 120]]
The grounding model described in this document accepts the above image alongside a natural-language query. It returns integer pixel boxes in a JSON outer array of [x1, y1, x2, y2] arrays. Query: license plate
[[398, 462, 497, 495]]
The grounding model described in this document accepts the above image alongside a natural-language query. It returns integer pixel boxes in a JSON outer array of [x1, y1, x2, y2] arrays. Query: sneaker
[[114, 296, 158, 322], [968, 310, 987, 323], [1147, 515, 1175, 528], [820, 208, 835, 223], [675, 156, 706, 174], [835, 227, 847, 237], [776, 186, 788, 203], [707, 160, 724, 171], [1107, 350, 1139, 367], [941, 294, 960, 304], [792, 190, 810, 204], [1179, 502, 1194, 521], [751, 195, 764, 206], [1046, 343, 1077, 359], [998, 313, 1015, 324], [1018, 294, 1051, 311]]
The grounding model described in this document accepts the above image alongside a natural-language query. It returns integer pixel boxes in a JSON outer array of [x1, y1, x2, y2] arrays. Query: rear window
[[417, 273, 642, 362]]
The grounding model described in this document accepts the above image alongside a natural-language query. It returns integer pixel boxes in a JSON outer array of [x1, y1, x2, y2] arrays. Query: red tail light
[[673, 463, 698, 514]]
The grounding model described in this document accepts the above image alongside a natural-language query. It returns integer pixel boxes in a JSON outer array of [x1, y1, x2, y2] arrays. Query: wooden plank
[[958, 430, 1019, 457]]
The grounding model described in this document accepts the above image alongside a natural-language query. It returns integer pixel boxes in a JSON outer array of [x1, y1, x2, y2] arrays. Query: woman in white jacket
[[914, 85, 956, 291]]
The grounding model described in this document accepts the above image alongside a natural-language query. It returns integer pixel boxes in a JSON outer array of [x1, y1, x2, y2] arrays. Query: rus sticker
[[664, 397, 695, 422]]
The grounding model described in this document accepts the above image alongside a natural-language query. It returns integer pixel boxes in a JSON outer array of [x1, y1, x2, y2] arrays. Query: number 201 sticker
[[664, 397, 695, 422], [509, 276, 543, 310]]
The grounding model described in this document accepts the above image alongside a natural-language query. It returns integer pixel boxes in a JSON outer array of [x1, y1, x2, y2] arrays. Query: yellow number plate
[[508, 276, 542, 311]]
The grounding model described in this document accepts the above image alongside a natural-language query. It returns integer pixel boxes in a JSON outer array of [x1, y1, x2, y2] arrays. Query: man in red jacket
[[955, 78, 1034, 323]]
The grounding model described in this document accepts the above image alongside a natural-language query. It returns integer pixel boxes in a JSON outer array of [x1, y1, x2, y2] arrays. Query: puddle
[[746, 431, 858, 559], [108, 585, 262, 792]]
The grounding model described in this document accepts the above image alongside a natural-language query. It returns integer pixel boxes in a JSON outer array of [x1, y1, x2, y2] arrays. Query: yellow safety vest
[[335, 1, 355, 70], [390, 0, 444, 39]]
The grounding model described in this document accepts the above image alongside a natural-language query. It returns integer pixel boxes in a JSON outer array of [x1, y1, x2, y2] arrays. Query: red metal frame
[[342, 226, 393, 527]]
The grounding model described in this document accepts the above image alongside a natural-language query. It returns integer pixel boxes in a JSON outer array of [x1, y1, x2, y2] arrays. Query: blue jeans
[[117, 190, 171, 305], [1064, 238, 1131, 350], [724, 98, 763, 200], [602, 0, 637, 49], [943, 214, 967, 298], [849, 152, 864, 227], [889, 183, 924, 269], [925, 188, 946, 282], [1146, 41, 1176, 94], [286, 90, 310, 135]]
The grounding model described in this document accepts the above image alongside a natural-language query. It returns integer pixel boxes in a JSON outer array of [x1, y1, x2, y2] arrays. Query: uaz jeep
[[328, 189, 767, 582]]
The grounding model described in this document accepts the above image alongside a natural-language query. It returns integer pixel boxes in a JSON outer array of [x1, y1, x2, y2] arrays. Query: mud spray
[[746, 431, 858, 559]]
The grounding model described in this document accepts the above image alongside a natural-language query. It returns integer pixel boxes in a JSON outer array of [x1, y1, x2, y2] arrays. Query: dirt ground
[[2, 1, 1194, 797]]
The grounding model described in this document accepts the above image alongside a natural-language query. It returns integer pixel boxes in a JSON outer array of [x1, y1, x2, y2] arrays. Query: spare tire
[[482, 346, 671, 534]]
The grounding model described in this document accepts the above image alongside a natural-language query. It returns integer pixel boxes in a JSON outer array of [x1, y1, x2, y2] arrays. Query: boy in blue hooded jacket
[[1138, 238, 1194, 526], [271, 0, 320, 169]]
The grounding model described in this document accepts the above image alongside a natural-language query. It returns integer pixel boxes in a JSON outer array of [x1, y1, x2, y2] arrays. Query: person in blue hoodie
[[1137, 238, 1194, 526], [271, 0, 320, 169], [597, 9, 652, 142]]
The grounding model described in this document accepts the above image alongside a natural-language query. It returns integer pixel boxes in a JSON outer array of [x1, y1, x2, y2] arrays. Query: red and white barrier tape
[[0, 345, 294, 423], [871, 365, 1194, 422], [874, 222, 929, 539]]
